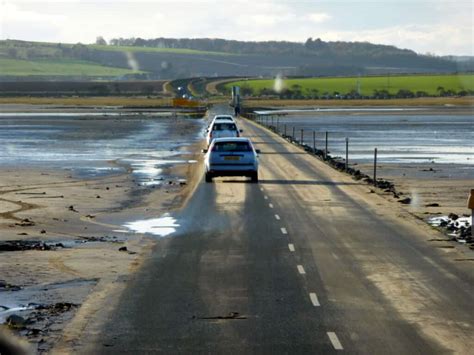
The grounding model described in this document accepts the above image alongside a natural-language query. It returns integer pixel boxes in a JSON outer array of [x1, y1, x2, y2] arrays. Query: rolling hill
[[0, 38, 468, 81]]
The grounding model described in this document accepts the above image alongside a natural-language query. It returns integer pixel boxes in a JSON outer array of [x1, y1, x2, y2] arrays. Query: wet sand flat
[[266, 109, 474, 221], [357, 162, 473, 218], [0, 110, 205, 352]]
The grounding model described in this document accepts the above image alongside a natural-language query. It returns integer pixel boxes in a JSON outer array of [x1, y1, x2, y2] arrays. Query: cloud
[[322, 24, 473, 55], [0, 3, 67, 40], [307, 13, 331, 24], [0, 1, 472, 55], [0, 3, 66, 24]]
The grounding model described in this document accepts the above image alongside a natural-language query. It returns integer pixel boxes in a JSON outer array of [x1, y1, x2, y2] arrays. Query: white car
[[206, 120, 242, 146], [211, 114, 235, 124], [203, 137, 260, 183], [206, 114, 235, 132]]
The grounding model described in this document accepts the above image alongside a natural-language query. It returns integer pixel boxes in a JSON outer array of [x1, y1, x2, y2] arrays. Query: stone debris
[[0, 240, 65, 252], [428, 215, 472, 245], [6, 315, 28, 329], [398, 197, 412, 204], [15, 219, 35, 227], [0, 280, 22, 291]]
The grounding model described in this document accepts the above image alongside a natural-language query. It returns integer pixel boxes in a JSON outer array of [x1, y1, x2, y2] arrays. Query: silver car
[[203, 137, 260, 183], [206, 121, 242, 147]]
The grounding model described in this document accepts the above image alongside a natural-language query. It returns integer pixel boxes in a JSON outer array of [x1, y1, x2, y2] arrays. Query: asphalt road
[[91, 106, 474, 354]]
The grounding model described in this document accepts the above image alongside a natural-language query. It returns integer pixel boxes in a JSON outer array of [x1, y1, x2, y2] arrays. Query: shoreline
[[0, 115, 206, 353]]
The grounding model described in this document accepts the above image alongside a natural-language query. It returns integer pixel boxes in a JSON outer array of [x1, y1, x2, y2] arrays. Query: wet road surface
[[89, 106, 474, 354]]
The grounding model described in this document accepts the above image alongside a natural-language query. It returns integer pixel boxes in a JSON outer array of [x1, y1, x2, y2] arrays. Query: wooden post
[[325, 131, 328, 160], [313, 130, 316, 153], [292, 126, 295, 140], [300, 129, 304, 144], [284, 124, 287, 136], [345, 137, 349, 171], [374, 148, 378, 186]]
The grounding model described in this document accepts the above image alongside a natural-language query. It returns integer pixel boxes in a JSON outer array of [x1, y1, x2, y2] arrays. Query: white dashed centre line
[[280, 227, 288, 235], [297, 265, 306, 274], [309, 293, 320, 306], [264, 196, 268, 200], [260, 187, 264, 192], [274, 214, 280, 220], [269, 203, 274, 208], [288, 243, 295, 252], [327, 332, 343, 350]]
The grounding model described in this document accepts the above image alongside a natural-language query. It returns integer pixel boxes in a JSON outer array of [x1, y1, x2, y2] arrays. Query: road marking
[[332, 253, 340, 260], [288, 243, 295, 252], [281, 227, 288, 235], [274, 214, 280, 220], [269, 203, 274, 208], [297, 265, 306, 274], [309, 292, 320, 306], [264, 195, 268, 200], [260, 187, 264, 192], [327, 332, 343, 350]]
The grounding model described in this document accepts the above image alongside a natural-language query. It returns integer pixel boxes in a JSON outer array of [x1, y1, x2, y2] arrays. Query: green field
[[226, 74, 474, 96], [0, 58, 142, 76], [90, 44, 235, 56]]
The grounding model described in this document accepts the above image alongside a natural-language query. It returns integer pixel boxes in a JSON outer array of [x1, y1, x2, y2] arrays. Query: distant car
[[203, 137, 260, 183], [212, 114, 235, 123], [206, 114, 235, 132], [206, 121, 241, 146]]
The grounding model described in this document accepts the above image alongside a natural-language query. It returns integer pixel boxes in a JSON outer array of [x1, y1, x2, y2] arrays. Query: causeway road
[[89, 106, 474, 354]]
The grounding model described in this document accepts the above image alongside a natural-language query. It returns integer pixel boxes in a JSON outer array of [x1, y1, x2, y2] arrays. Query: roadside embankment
[[244, 110, 473, 249]]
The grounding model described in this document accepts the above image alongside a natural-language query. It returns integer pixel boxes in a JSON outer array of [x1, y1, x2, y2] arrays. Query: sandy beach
[[355, 162, 473, 219], [0, 107, 205, 353]]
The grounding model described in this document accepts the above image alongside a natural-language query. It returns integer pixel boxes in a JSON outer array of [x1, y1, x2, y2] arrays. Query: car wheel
[[250, 172, 258, 183], [205, 172, 213, 183]]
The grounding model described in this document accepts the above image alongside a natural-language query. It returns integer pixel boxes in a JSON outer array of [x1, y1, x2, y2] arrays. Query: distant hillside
[[0, 38, 467, 80]]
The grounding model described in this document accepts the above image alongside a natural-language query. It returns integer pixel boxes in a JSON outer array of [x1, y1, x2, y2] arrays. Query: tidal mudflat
[[0, 109, 205, 352]]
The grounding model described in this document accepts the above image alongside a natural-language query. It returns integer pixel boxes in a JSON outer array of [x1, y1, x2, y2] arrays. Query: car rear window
[[213, 123, 237, 131], [212, 141, 252, 152]]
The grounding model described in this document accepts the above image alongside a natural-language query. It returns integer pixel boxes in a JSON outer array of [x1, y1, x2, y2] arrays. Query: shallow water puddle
[[123, 214, 180, 237], [0, 305, 38, 323]]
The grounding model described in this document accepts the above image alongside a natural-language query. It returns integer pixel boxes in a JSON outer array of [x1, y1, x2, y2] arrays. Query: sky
[[0, 0, 472, 56]]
